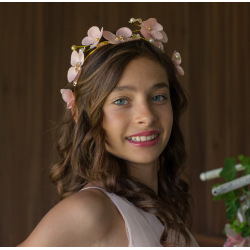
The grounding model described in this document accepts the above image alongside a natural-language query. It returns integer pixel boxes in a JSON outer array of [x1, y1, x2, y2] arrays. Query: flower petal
[[159, 30, 168, 43], [140, 28, 152, 40], [67, 67, 77, 82], [61, 89, 75, 103], [67, 99, 75, 109], [116, 27, 132, 38], [176, 66, 184, 76], [140, 22, 148, 31], [103, 31, 116, 42], [88, 26, 101, 38], [151, 21, 163, 31], [78, 50, 84, 65], [98, 27, 103, 39], [145, 18, 157, 26], [70, 51, 79, 66], [151, 30, 163, 40], [82, 36, 95, 45]]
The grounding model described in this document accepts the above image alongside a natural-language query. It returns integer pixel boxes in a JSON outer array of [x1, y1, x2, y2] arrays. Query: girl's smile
[[125, 133, 161, 147]]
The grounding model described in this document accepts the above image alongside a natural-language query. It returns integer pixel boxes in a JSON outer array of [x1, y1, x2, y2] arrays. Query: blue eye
[[113, 99, 129, 105], [152, 95, 167, 102], [113, 95, 167, 106]]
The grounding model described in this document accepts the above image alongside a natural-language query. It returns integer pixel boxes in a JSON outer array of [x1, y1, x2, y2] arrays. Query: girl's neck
[[126, 160, 159, 195]]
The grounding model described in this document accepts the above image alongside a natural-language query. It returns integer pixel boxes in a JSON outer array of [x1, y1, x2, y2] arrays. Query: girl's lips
[[126, 134, 160, 147], [127, 130, 160, 137]]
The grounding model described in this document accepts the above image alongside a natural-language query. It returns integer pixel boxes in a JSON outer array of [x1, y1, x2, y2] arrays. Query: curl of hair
[[50, 39, 193, 246]]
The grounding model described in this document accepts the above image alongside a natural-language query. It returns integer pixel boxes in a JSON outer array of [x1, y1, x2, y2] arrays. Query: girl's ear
[[71, 103, 78, 123]]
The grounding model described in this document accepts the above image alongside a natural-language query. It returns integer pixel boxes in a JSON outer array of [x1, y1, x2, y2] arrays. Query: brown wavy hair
[[50, 39, 193, 246]]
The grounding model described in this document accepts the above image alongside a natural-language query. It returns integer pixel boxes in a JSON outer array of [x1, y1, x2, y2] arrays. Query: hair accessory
[[67, 50, 84, 84], [103, 27, 134, 44], [82, 26, 103, 49], [60, 89, 75, 109], [66, 17, 171, 86], [172, 50, 184, 76]]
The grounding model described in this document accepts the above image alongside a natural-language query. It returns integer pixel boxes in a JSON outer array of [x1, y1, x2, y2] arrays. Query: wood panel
[[0, 2, 249, 247], [188, 3, 210, 235]]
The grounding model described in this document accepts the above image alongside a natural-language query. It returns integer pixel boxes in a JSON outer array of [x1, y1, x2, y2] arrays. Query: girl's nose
[[134, 101, 157, 126]]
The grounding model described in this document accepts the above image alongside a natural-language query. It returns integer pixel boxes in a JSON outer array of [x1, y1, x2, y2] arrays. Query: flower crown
[[62, 17, 184, 109]]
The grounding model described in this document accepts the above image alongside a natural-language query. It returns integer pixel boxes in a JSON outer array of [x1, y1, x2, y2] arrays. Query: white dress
[[79, 187, 199, 247]]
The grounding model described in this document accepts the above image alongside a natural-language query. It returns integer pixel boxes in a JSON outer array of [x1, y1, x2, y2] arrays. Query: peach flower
[[82, 26, 103, 49], [103, 27, 134, 44], [140, 18, 168, 42], [67, 50, 84, 83], [60, 89, 75, 109]]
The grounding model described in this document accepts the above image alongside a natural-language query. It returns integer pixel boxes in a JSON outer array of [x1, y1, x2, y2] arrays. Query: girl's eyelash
[[113, 94, 168, 106]]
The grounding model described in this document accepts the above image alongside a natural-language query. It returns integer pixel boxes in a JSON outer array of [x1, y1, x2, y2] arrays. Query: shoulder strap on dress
[[79, 187, 112, 197]]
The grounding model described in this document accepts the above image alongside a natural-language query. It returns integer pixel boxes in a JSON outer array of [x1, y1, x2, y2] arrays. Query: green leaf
[[242, 189, 250, 195], [241, 225, 250, 237], [245, 207, 250, 225], [220, 158, 237, 182], [229, 217, 236, 225], [239, 221, 247, 229], [225, 199, 241, 221], [230, 220, 239, 229], [234, 189, 240, 197], [238, 155, 250, 166], [242, 185, 248, 192], [243, 165, 250, 176], [213, 195, 223, 201], [233, 220, 239, 226]]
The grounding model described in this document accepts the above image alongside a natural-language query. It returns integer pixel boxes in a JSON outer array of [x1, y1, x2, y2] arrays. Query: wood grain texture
[[0, 2, 249, 247]]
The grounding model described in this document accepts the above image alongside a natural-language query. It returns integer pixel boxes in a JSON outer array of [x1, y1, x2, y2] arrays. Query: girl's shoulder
[[18, 187, 117, 247]]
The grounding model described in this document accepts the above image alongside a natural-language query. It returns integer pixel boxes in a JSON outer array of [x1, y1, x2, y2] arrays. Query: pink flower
[[103, 27, 133, 44], [82, 26, 103, 49], [67, 50, 84, 82], [60, 89, 75, 109], [172, 51, 184, 76], [140, 18, 168, 42], [223, 234, 249, 247], [140, 32, 164, 51]]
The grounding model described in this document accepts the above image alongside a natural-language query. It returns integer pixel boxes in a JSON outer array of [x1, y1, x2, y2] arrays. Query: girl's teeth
[[128, 134, 158, 142]]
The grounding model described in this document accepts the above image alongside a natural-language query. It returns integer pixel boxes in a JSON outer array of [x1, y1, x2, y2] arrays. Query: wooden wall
[[0, 2, 249, 247]]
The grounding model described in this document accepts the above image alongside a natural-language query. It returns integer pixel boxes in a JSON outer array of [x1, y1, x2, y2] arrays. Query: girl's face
[[102, 57, 173, 167]]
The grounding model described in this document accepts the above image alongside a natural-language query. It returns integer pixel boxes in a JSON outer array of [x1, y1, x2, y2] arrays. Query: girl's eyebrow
[[112, 82, 169, 93]]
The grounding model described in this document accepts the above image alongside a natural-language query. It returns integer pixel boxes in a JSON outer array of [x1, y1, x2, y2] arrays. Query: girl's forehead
[[116, 57, 168, 87], [111, 82, 169, 94]]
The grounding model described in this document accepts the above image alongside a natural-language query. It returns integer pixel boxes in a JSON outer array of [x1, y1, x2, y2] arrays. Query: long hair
[[50, 39, 193, 246]]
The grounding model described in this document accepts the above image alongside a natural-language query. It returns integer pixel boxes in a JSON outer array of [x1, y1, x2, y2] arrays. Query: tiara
[[62, 18, 184, 109]]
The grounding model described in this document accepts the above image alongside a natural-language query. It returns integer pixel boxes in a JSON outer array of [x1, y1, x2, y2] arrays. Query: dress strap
[[79, 187, 112, 198]]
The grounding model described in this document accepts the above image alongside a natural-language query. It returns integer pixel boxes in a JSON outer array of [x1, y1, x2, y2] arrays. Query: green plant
[[212, 155, 250, 237]]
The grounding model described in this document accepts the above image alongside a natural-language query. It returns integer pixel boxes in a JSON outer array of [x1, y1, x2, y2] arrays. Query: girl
[[18, 18, 199, 247]]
